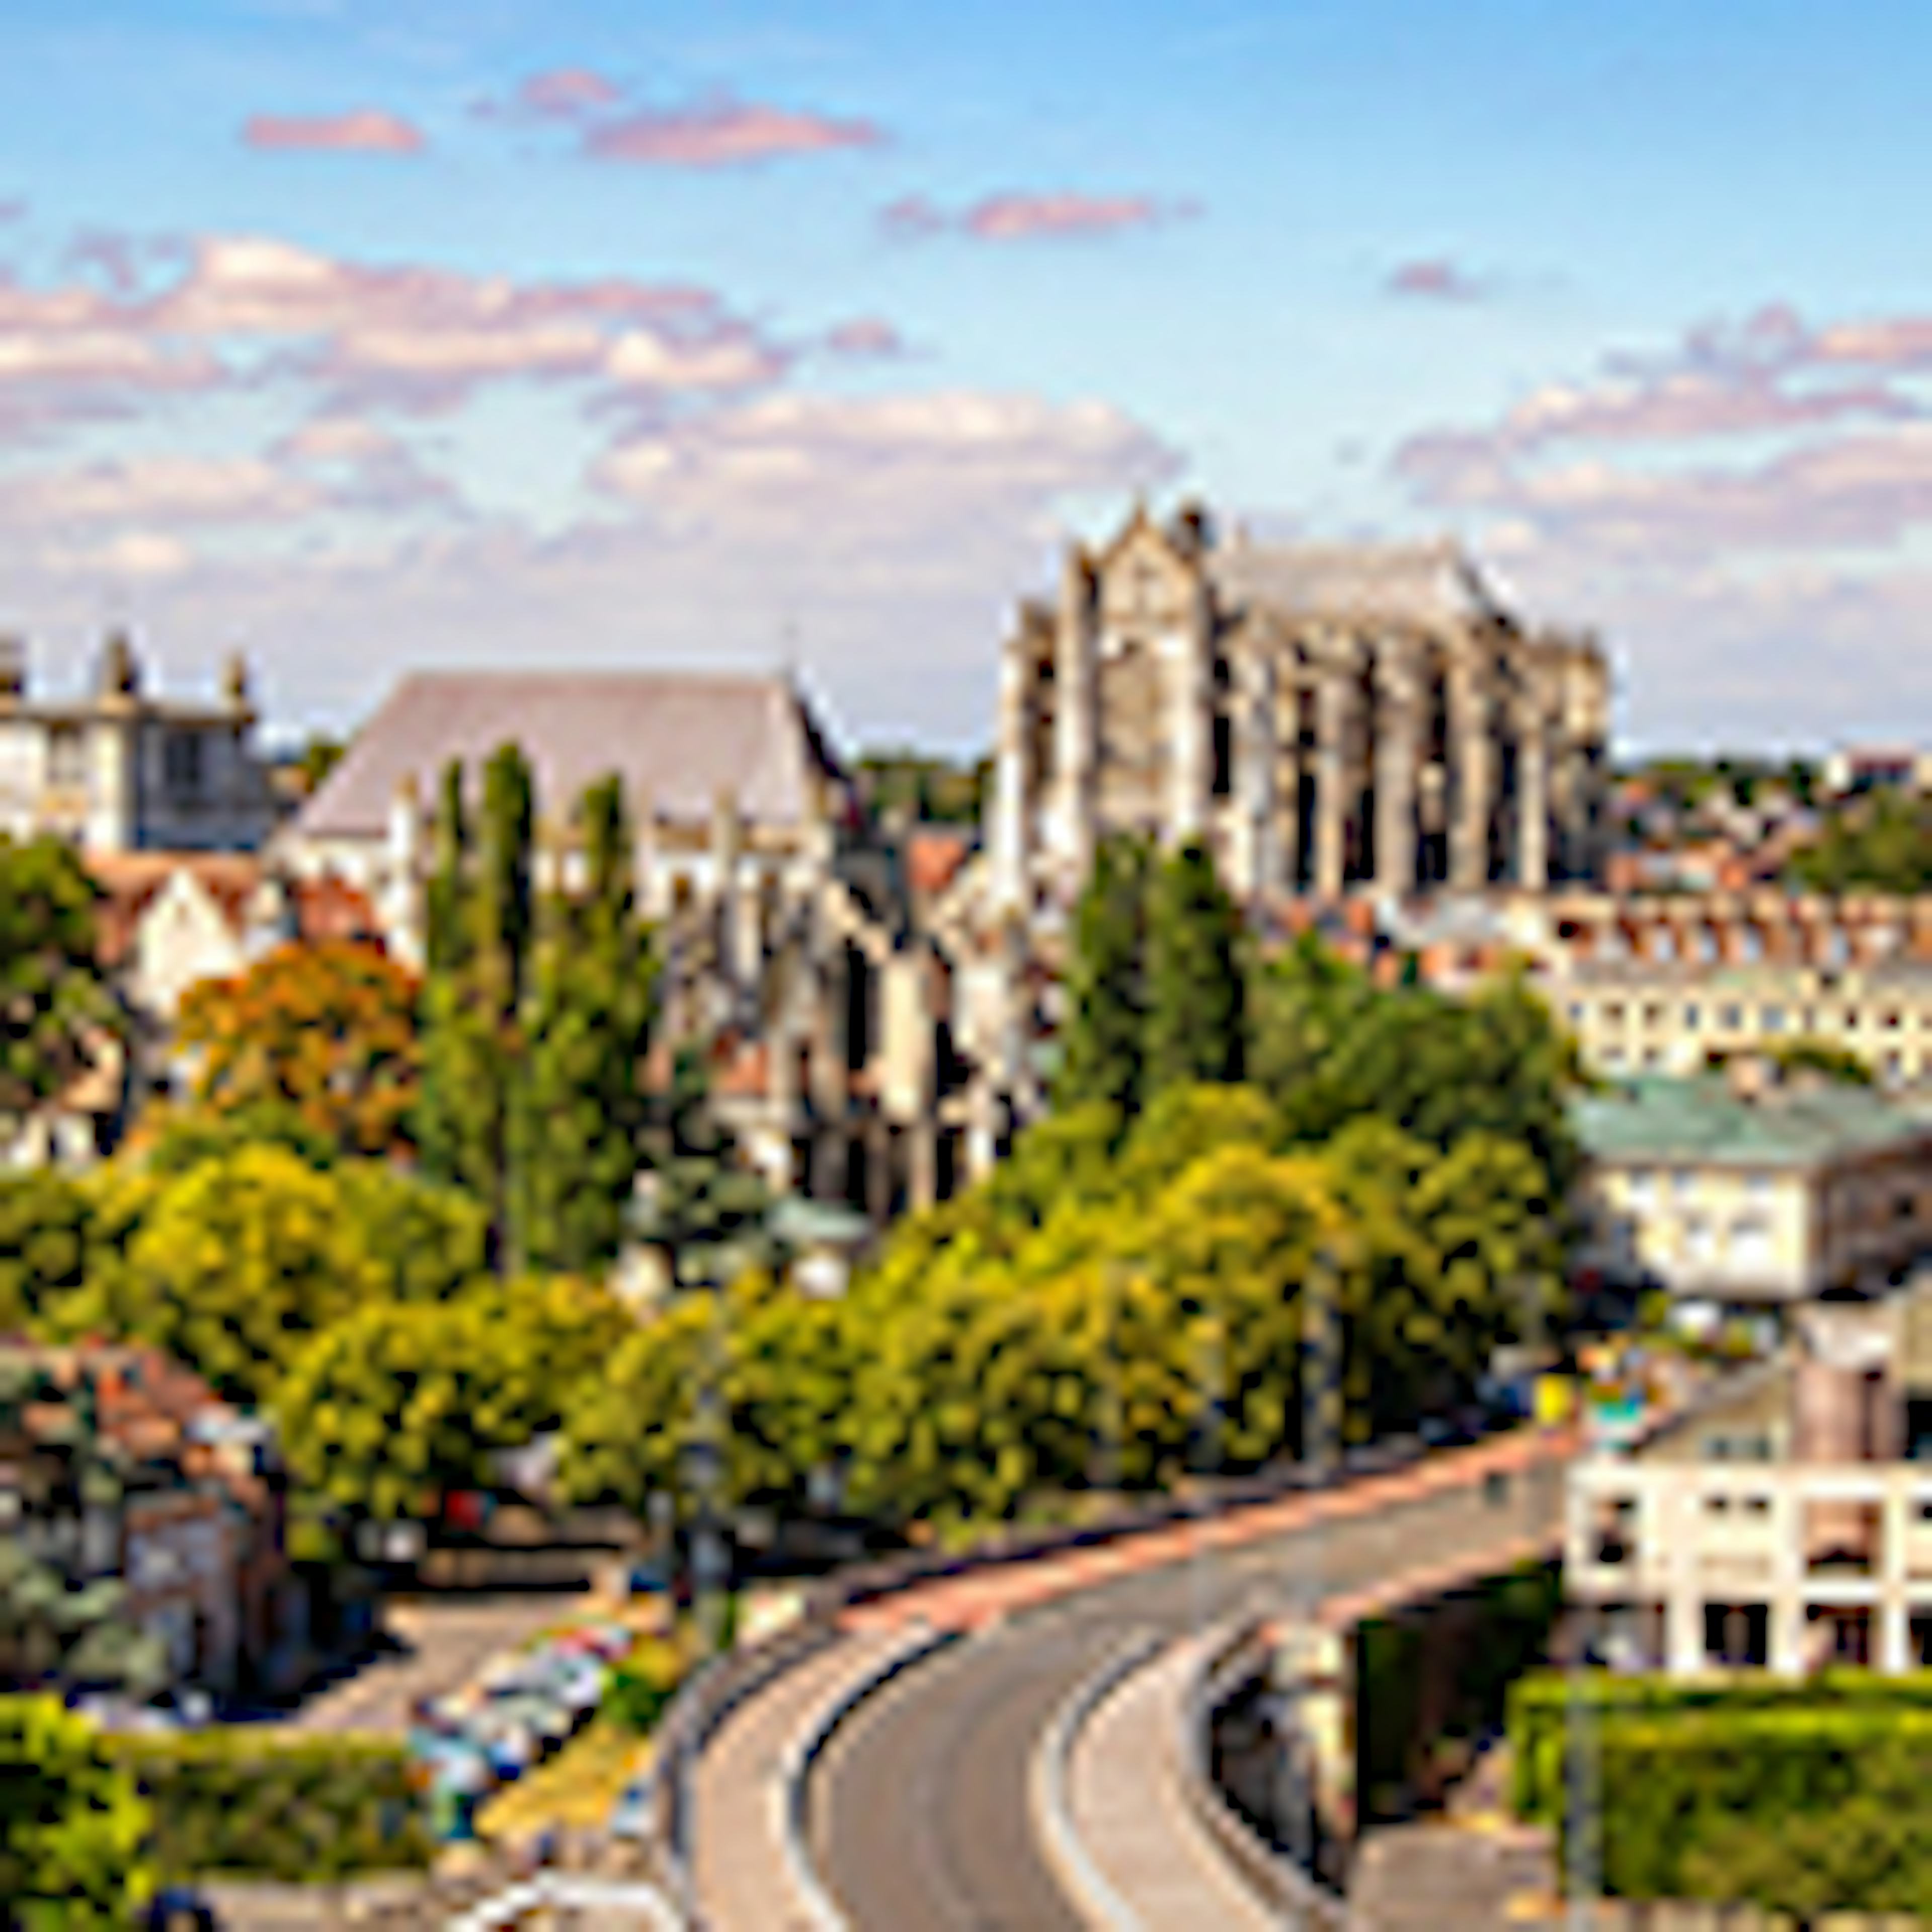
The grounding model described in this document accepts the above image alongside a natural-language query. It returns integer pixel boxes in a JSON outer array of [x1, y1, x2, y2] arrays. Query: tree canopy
[[560, 1075, 1564, 1533], [176, 940, 421, 1157], [0, 836, 119, 1129], [1788, 789, 1932, 896]]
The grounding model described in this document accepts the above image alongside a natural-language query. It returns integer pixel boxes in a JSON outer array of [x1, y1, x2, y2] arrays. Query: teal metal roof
[[770, 1196, 874, 1248], [1573, 1073, 1932, 1171]]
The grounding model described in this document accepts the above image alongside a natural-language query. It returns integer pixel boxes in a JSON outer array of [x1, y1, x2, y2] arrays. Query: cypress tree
[[513, 775, 656, 1272], [425, 758, 468, 977], [415, 745, 533, 1267], [475, 743, 533, 1025], [1056, 834, 1150, 1122], [1144, 838, 1246, 1094]]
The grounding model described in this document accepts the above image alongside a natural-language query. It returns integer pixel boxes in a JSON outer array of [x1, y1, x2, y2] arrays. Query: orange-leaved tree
[[177, 939, 422, 1156]]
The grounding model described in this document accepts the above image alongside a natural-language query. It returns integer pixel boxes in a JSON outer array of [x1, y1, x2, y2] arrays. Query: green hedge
[[1510, 1669, 1932, 1824], [1509, 1672, 1932, 1909], [109, 1730, 434, 1883]]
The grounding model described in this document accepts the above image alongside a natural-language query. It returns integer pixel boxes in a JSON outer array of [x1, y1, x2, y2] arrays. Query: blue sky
[[3, 0, 1931, 755]]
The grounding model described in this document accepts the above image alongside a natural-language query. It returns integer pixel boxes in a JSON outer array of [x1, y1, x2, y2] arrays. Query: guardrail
[[634, 1422, 1568, 1926], [642, 1614, 841, 1923], [1175, 1617, 1352, 1932]]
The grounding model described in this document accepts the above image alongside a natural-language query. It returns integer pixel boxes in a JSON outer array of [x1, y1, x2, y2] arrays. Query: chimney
[[0, 635, 24, 702], [1724, 1052, 1779, 1104], [97, 629, 139, 699]]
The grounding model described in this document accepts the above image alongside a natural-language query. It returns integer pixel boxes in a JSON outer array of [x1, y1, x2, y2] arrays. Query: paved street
[[810, 1439, 1567, 1930], [279, 1593, 591, 1736]]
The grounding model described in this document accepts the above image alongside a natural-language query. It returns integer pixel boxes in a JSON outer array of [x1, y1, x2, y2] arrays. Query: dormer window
[[47, 725, 85, 790]]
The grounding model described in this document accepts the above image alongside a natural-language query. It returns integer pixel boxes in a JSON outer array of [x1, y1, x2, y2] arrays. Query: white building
[[0, 634, 273, 853]]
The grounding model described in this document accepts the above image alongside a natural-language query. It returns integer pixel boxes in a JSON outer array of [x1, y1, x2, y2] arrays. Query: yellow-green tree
[[55, 1147, 491, 1406], [274, 1278, 628, 1521], [0, 1695, 153, 1928]]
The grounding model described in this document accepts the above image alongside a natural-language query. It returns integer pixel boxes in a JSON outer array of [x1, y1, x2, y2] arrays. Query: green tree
[[333, 1162, 490, 1304], [632, 1048, 776, 1291], [0, 1695, 153, 1928], [274, 1278, 626, 1521], [1789, 789, 1932, 896], [512, 775, 655, 1273], [0, 1172, 92, 1335], [1247, 930, 1380, 1099], [1253, 947, 1581, 1199], [424, 758, 469, 980], [1056, 834, 1151, 1121], [1144, 839, 1245, 1094], [0, 836, 120, 1132], [76, 1145, 383, 1406], [1760, 1037, 1875, 1086]]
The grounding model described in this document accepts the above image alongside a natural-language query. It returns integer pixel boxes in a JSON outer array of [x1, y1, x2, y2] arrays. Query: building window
[[1762, 1005, 1786, 1034], [1605, 1002, 1626, 1027], [47, 725, 85, 790], [1720, 1004, 1743, 1029], [1683, 1004, 1702, 1030], [164, 732, 205, 800], [1211, 712, 1233, 798], [1643, 1002, 1664, 1028]]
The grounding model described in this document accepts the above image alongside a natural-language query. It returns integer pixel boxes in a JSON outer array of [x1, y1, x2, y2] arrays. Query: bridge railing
[[1177, 1617, 1353, 1932]]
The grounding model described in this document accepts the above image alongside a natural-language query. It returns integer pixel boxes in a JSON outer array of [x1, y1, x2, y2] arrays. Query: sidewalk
[[690, 1624, 911, 1932], [1063, 1636, 1282, 1932]]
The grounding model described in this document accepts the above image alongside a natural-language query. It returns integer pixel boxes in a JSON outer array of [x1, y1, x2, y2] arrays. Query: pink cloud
[[0, 229, 789, 431], [824, 317, 906, 359], [1816, 316, 1932, 369], [883, 191, 1195, 243], [491, 67, 625, 122], [0, 199, 25, 224], [594, 389, 1177, 548], [1386, 257, 1486, 301], [584, 96, 883, 167], [241, 110, 426, 156]]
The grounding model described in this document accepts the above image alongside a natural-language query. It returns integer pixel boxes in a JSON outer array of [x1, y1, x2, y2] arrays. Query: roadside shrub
[[110, 1730, 433, 1883], [1509, 1671, 1932, 1908], [603, 1634, 686, 1736], [0, 1695, 153, 1929]]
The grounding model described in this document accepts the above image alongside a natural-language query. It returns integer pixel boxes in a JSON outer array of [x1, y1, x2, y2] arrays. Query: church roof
[[295, 670, 843, 840], [1206, 537, 1506, 630]]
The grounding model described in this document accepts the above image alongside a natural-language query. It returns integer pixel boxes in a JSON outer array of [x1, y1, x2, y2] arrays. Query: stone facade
[[284, 673, 1034, 1235], [989, 503, 1611, 913], [0, 634, 273, 853]]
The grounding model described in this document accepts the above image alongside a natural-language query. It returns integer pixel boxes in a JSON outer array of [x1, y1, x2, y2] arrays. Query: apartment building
[[1573, 1064, 1932, 1311], [1568, 1294, 1932, 1676], [1558, 960, 1932, 1087]]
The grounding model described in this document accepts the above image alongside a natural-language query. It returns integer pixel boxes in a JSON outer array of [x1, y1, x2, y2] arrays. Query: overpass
[[680, 1428, 1572, 1930]]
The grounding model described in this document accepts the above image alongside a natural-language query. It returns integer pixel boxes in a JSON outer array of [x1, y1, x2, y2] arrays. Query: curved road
[[810, 1442, 1565, 1930]]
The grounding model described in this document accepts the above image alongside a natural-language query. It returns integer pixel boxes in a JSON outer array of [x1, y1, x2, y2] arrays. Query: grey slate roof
[[1208, 537, 1505, 630], [296, 671, 840, 840]]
